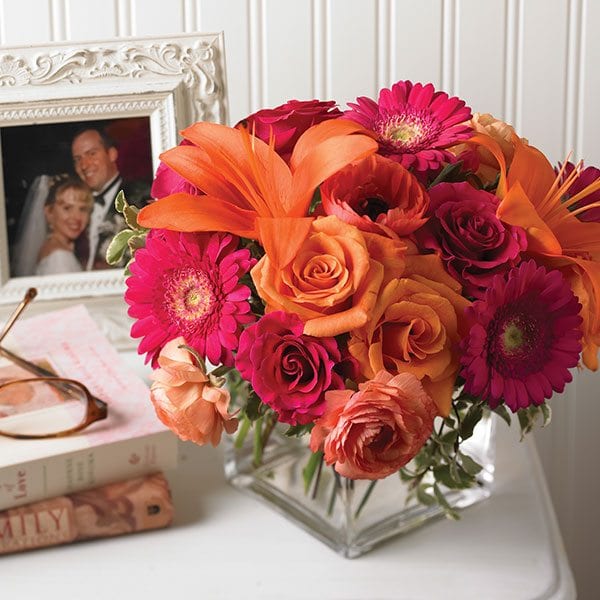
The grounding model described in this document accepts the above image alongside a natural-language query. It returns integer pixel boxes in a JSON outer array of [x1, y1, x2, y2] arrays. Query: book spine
[[0, 472, 174, 555], [0, 432, 178, 511]]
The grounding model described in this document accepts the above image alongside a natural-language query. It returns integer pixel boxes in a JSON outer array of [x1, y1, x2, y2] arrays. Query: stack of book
[[0, 304, 178, 554]]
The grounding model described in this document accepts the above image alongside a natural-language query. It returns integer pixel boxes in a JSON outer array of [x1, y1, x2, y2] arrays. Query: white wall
[[1, 0, 598, 596]]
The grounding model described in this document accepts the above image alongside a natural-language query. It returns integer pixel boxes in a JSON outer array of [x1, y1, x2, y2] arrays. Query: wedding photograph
[[0, 116, 153, 277]]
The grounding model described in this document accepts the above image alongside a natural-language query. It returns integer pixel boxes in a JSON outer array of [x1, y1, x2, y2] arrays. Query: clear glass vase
[[224, 414, 496, 558]]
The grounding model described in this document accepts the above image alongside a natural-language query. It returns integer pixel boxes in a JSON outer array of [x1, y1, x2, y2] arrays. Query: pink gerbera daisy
[[126, 230, 255, 367], [460, 260, 583, 412], [344, 80, 472, 175]]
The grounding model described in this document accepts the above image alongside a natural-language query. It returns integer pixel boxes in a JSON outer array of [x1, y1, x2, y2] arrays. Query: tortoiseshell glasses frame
[[0, 288, 108, 440]]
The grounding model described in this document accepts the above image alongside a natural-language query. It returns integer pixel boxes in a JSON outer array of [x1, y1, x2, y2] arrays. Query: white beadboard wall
[[1, 0, 598, 595]]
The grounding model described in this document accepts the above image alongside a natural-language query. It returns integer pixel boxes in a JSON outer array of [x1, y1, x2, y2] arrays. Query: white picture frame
[[0, 32, 227, 346]]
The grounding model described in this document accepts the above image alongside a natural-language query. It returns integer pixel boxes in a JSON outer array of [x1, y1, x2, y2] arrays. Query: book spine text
[[0, 432, 177, 511], [0, 472, 173, 554]]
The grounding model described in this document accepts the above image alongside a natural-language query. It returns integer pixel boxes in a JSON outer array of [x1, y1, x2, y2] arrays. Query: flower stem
[[327, 469, 341, 517], [234, 414, 251, 449], [253, 416, 264, 468], [354, 481, 377, 519], [311, 453, 324, 500], [260, 411, 277, 450]]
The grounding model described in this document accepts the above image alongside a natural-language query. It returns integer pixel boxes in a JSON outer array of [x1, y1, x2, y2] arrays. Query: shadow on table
[[168, 441, 228, 527]]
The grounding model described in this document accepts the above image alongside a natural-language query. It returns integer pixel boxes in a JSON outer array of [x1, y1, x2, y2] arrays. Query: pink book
[[0, 305, 178, 510]]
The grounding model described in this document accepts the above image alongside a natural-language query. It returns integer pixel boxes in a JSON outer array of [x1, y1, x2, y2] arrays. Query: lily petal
[[138, 193, 258, 238]]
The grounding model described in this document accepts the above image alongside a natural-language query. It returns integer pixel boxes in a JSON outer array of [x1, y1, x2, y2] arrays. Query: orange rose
[[309, 370, 437, 480], [150, 337, 238, 446], [451, 113, 525, 186], [348, 253, 469, 416], [252, 215, 404, 337]]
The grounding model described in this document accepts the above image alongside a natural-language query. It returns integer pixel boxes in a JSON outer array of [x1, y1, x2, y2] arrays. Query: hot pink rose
[[310, 371, 437, 480], [150, 337, 238, 446], [151, 140, 201, 198], [235, 311, 344, 425], [238, 99, 342, 162], [417, 182, 527, 299]]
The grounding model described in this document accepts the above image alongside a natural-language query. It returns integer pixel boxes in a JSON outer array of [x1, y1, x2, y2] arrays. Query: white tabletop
[[1, 413, 575, 599]]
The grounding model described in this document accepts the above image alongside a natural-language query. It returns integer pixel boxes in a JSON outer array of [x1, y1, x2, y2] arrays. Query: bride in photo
[[35, 176, 93, 276]]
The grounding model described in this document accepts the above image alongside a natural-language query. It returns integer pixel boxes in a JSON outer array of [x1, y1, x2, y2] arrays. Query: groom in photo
[[71, 127, 150, 270]]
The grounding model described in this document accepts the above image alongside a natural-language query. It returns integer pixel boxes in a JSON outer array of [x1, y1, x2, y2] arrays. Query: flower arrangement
[[110, 80, 600, 520]]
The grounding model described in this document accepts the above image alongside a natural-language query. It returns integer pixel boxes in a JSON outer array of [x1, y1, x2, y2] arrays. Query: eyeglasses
[[0, 288, 108, 439]]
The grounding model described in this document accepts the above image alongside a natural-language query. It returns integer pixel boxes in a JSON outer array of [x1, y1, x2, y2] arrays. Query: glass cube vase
[[224, 415, 496, 558]]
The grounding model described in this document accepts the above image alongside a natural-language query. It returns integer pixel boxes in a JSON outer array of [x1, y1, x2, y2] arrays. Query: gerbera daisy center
[[501, 319, 528, 354], [163, 266, 216, 324], [389, 121, 423, 143], [489, 310, 546, 374], [378, 112, 440, 152]]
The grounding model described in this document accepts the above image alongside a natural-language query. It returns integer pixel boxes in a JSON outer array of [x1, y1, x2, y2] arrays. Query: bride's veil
[[10, 174, 51, 277]]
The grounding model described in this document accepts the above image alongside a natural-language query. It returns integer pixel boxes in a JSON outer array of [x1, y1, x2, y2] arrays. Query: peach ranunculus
[[348, 250, 470, 417], [149, 337, 238, 446], [320, 154, 430, 237], [451, 113, 524, 186], [252, 215, 405, 337], [309, 370, 437, 480]]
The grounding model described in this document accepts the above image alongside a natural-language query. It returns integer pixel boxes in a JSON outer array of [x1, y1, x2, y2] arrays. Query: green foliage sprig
[[105, 191, 149, 273]]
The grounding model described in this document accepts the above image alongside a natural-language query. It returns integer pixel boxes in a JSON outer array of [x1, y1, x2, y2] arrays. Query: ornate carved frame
[[0, 33, 227, 344]]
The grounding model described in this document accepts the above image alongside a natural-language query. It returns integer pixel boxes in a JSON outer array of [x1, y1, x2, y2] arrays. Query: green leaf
[[459, 452, 483, 476], [440, 429, 459, 447], [244, 392, 263, 421], [414, 450, 433, 472], [433, 465, 457, 489], [284, 423, 314, 437], [433, 483, 460, 520], [127, 233, 147, 254], [483, 172, 501, 192], [114, 190, 127, 213], [449, 460, 461, 484], [493, 404, 512, 427], [451, 461, 474, 488], [428, 160, 464, 188], [302, 451, 323, 494], [454, 398, 468, 411], [460, 403, 483, 440], [399, 468, 418, 482], [517, 407, 534, 440], [123, 205, 141, 230], [106, 229, 136, 265], [540, 402, 552, 428], [308, 188, 322, 215], [416, 483, 437, 506], [443, 415, 456, 428]]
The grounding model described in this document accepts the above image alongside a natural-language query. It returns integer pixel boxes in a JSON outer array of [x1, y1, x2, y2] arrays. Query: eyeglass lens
[[0, 379, 88, 437]]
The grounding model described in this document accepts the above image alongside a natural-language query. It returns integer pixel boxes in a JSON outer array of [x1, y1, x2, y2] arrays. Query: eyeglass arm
[[0, 345, 56, 378], [0, 288, 37, 344], [0, 345, 107, 412]]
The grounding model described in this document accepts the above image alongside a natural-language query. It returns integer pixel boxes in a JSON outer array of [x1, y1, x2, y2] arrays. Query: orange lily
[[471, 133, 600, 368], [137, 119, 378, 253]]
